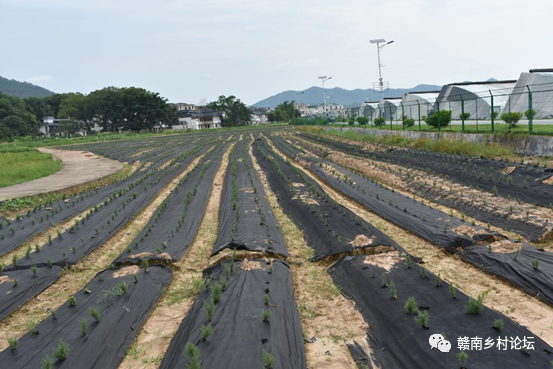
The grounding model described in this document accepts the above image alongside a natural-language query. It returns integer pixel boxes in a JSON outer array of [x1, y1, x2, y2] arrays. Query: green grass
[[0, 149, 62, 188], [318, 127, 514, 158], [319, 121, 553, 135]]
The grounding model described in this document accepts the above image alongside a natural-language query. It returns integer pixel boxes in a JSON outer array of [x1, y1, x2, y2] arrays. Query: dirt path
[[0, 148, 123, 201]]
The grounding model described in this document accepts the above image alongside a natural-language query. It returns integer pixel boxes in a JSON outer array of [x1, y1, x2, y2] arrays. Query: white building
[[175, 109, 222, 130], [251, 108, 271, 124]]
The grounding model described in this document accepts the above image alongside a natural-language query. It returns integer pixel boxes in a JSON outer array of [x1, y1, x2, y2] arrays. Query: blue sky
[[1, 0, 551, 104]]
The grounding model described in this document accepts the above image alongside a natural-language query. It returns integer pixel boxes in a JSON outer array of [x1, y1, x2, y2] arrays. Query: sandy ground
[[0, 148, 123, 201]]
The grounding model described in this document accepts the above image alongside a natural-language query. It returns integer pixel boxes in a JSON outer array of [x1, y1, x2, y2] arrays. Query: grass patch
[[311, 127, 514, 158], [0, 149, 62, 188]]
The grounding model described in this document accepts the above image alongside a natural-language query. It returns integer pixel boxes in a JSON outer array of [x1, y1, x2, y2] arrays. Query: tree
[[91, 87, 125, 132], [500, 112, 523, 129], [24, 97, 53, 121], [207, 95, 251, 127], [119, 87, 177, 131], [271, 100, 296, 122], [425, 110, 452, 128], [58, 93, 98, 133], [0, 92, 39, 139]]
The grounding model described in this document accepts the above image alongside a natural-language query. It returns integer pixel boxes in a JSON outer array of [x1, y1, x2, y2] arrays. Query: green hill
[[0, 76, 54, 98]]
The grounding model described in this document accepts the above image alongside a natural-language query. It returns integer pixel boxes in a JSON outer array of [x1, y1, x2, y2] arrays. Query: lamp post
[[369, 39, 394, 101], [296, 90, 304, 117], [319, 76, 332, 114]]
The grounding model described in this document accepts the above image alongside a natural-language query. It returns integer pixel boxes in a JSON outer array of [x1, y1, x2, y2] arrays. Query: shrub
[[381, 272, 387, 287], [374, 117, 386, 127], [403, 118, 415, 127], [89, 307, 101, 323], [524, 109, 536, 119], [500, 112, 523, 128], [204, 299, 215, 321], [80, 319, 88, 336], [12, 277, 18, 288], [415, 310, 429, 328], [69, 296, 76, 306], [493, 318, 504, 332], [42, 354, 54, 369], [420, 266, 426, 279], [532, 258, 540, 270], [435, 273, 442, 287], [459, 112, 471, 120], [465, 293, 485, 315], [264, 294, 270, 305], [212, 282, 222, 304], [263, 349, 274, 369], [262, 308, 272, 322], [356, 117, 369, 125], [53, 339, 70, 361], [8, 337, 18, 351], [457, 351, 469, 368], [426, 110, 452, 128], [141, 257, 149, 272], [406, 255, 412, 269], [404, 296, 417, 315], [201, 323, 212, 340], [185, 343, 201, 369], [449, 283, 457, 299], [389, 280, 397, 299]]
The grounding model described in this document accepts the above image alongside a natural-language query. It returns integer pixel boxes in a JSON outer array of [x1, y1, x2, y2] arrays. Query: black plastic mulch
[[300, 132, 553, 207], [296, 133, 552, 243], [0, 139, 203, 257], [252, 138, 401, 261], [116, 141, 229, 264], [160, 259, 306, 369], [0, 265, 172, 369], [0, 266, 64, 320], [212, 139, 288, 257], [270, 135, 502, 253], [0, 144, 207, 320], [329, 255, 553, 369], [461, 242, 553, 307]]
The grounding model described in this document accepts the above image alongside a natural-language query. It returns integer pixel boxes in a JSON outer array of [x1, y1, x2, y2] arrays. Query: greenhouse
[[399, 91, 440, 120], [359, 101, 378, 121], [377, 98, 402, 120], [435, 80, 516, 120], [501, 70, 553, 119]]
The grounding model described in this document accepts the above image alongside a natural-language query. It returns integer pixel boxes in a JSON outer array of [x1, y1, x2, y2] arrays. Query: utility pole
[[370, 39, 394, 101], [318, 76, 332, 115]]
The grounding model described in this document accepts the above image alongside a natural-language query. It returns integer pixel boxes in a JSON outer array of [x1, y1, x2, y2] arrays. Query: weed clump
[[262, 308, 272, 322], [415, 310, 429, 328], [262, 349, 274, 369]]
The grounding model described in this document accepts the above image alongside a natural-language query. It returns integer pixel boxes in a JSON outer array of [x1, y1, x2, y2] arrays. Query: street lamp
[[369, 39, 394, 101], [319, 76, 332, 113], [296, 90, 304, 117]]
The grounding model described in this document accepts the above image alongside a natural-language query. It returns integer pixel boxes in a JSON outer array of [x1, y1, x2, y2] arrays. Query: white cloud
[[26, 75, 54, 85]]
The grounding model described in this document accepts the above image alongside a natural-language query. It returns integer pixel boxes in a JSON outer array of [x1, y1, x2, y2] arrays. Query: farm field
[[1, 126, 553, 369]]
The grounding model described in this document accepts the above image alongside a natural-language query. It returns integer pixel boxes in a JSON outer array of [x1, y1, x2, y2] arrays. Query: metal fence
[[303, 82, 553, 135]]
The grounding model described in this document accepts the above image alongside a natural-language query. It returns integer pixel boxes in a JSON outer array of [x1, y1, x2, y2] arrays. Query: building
[[175, 109, 222, 130], [434, 80, 517, 120], [250, 108, 271, 124], [40, 116, 103, 136], [399, 91, 440, 120], [377, 98, 402, 120], [501, 69, 553, 119], [173, 103, 199, 112]]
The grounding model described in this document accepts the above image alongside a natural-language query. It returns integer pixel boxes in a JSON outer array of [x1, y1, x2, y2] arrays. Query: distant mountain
[[252, 84, 442, 108], [0, 76, 54, 98]]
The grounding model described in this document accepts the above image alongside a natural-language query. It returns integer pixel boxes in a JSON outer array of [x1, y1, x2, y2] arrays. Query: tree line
[[0, 87, 177, 141]]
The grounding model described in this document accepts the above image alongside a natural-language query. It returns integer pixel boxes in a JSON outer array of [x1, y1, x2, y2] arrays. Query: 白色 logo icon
[[429, 333, 451, 353]]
